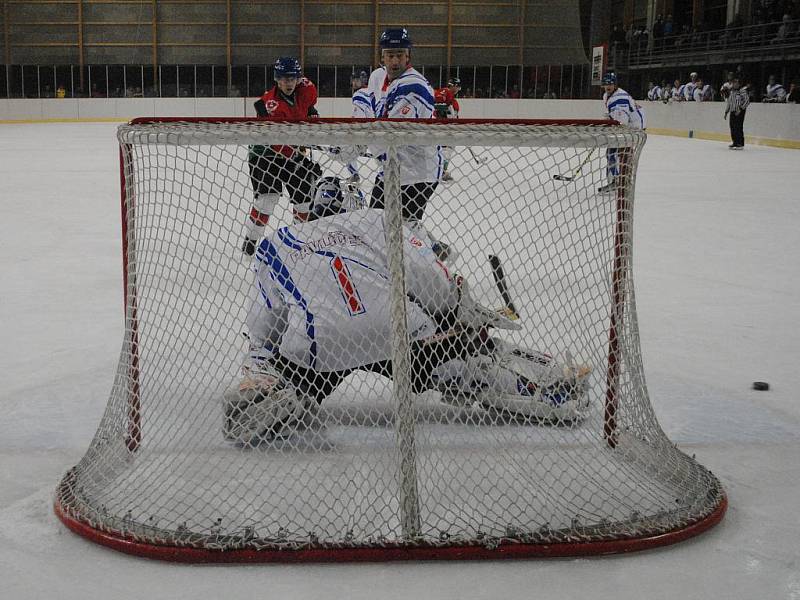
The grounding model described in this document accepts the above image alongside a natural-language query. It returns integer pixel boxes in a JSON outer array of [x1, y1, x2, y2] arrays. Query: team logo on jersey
[[409, 236, 423, 248], [400, 106, 411, 115], [265, 99, 279, 114]]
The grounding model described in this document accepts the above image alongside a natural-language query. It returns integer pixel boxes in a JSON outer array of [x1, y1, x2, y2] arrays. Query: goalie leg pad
[[433, 342, 591, 423], [222, 357, 311, 445]]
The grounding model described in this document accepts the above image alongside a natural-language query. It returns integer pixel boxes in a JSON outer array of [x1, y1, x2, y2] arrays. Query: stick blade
[[552, 174, 574, 181]]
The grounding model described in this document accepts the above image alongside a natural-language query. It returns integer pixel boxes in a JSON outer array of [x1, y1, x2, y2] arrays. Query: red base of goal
[[54, 496, 727, 563]]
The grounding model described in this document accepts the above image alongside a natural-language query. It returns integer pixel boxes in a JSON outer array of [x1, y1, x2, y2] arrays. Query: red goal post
[[55, 117, 726, 562]]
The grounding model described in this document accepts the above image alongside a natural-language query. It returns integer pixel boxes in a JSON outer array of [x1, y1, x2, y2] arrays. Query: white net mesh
[[55, 119, 725, 560]]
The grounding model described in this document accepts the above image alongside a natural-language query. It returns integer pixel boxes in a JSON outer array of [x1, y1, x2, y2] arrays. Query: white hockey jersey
[[367, 65, 443, 185], [247, 209, 458, 372], [766, 83, 787, 102], [683, 81, 696, 101], [603, 87, 646, 129], [351, 87, 374, 118], [647, 85, 662, 101]]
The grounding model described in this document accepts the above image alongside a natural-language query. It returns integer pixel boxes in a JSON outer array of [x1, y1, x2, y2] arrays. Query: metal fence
[[0, 63, 594, 100], [610, 17, 800, 68]]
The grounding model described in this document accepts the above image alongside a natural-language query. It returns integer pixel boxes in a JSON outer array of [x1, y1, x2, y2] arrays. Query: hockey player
[[341, 71, 374, 183], [364, 28, 450, 259], [763, 76, 787, 103], [222, 177, 591, 445], [351, 70, 373, 118], [671, 79, 685, 102], [365, 28, 442, 221], [242, 57, 324, 256], [683, 72, 699, 101], [434, 77, 462, 181], [646, 81, 662, 101], [599, 72, 645, 194], [434, 77, 461, 119]]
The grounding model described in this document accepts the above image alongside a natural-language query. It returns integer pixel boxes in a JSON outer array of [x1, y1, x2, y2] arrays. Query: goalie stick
[[468, 147, 487, 165], [553, 149, 594, 182], [488, 255, 519, 320]]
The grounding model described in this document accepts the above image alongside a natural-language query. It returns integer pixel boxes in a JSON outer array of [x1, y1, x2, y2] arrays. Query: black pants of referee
[[729, 110, 746, 147], [369, 178, 438, 222]]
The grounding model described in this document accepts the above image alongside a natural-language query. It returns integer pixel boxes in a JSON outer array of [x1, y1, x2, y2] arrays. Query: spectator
[[611, 25, 627, 47], [509, 84, 520, 99], [787, 82, 800, 103], [763, 75, 788, 102], [772, 14, 795, 43], [56, 85, 66, 99], [652, 14, 665, 39], [663, 14, 674, 36]]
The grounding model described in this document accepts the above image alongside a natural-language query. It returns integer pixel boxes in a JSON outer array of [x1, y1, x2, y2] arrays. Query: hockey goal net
[[55, 117, 726, 561]]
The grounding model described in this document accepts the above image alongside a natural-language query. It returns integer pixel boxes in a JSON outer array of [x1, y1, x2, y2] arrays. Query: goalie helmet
[[309, 177, 365, 221], [274, 57, 302, 80]]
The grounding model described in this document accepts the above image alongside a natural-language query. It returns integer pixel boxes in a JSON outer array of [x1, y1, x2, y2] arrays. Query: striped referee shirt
[[725, 88, 750, 115]]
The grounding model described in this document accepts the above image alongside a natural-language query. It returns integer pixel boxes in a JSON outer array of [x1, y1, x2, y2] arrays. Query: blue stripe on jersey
[[607, 98, 632, 110], [277, 227, 303, 250], [255, 238, 317, 368], [386, 82, 435, 112]]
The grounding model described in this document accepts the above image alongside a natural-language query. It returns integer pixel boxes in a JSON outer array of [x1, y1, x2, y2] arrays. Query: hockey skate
[[433, 340, 591, 424], [597, 178, 618, 194], [242, 237, 257, 256], [222, 352, 310, 445]]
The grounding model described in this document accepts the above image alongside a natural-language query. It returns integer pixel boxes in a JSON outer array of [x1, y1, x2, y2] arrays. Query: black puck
[[752, 381, 770, 391]]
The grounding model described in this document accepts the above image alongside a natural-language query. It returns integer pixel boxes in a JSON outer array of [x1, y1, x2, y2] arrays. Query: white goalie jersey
[[247, 209, 458, 372]]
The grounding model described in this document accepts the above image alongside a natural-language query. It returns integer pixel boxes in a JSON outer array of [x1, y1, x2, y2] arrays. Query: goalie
[[223, 177, 591, 445]]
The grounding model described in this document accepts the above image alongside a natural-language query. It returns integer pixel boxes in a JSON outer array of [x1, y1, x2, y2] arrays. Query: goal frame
[[54, 116, 727, 562]]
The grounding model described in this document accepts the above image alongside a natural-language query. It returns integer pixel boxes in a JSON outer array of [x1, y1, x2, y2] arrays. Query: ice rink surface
[[1, 123, 799, 599]]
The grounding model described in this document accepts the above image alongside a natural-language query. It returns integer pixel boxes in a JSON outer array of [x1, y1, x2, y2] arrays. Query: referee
[[724, 77, 750, 150]]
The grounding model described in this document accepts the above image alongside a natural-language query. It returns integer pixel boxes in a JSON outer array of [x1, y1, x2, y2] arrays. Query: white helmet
[[309, 177, 366, 221]]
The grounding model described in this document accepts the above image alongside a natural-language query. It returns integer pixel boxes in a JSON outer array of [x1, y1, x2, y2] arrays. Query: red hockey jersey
[[433, 87, 460, 118], [256, 78, 318, 157]]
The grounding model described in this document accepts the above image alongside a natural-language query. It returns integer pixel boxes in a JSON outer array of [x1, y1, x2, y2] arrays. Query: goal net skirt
[[54, 118, 726, 562]]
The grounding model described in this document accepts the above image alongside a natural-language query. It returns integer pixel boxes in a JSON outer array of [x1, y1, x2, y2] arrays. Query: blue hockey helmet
[[274, 57, 302, 80], [379, 28, 413, 50], [601, 71, 617, 85]]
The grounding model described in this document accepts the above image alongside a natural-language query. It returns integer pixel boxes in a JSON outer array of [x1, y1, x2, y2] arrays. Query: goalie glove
[[455, 277, 521, 331]]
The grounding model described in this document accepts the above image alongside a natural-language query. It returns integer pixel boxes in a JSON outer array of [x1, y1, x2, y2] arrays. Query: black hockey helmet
[[448, 77, 461, 87]]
